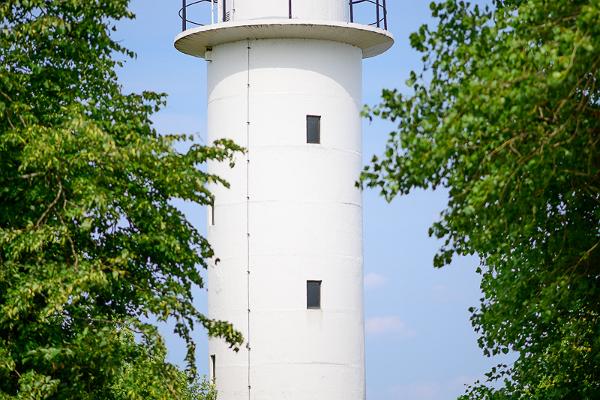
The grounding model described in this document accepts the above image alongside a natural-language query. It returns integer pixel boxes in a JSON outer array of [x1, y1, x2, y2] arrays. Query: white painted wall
[[220, 0, 349, 22], [206, 38, 365, 400]]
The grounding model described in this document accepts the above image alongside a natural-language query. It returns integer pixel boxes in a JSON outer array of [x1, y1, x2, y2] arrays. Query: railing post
[[349, 0, 354, 23], [223, 0, 227, 22], [289, 0, 292, 19], [382, 0, 387, 30], [375, 0, 380, 28], [182, 0, 186, 31]]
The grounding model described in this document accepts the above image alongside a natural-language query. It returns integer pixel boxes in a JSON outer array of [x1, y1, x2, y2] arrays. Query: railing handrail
[[179, 0, 217, 31], [349, 0, 388, 30], [179, 0, 388, 32]]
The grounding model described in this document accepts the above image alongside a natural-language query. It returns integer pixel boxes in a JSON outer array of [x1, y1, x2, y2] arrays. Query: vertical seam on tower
[[245, 38, 252, 400]]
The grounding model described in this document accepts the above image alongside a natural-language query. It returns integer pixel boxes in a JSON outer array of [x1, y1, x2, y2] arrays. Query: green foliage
[[0, 0, 242, 398], [361, 0, 599, 398], [110, 333, 218, 400]]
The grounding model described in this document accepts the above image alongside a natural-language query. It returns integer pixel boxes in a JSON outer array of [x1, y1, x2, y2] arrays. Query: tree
[[361, 0, 599, 398], [110, 333, 217, 400], [0, 0, 242, 398]]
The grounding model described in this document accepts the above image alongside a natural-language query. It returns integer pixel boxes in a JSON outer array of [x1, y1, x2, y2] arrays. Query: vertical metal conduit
[[245, 39, 252, 400]]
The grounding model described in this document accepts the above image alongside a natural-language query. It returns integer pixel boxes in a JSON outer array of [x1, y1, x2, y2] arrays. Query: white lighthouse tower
[[174, 1, 393, 398]]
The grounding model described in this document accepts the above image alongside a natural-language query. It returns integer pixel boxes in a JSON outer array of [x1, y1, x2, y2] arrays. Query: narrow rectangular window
[[209, 200, 215, 226], [210, 354, 216, 383], [306, 115, 321, 144], [307, 280, 321, 309]]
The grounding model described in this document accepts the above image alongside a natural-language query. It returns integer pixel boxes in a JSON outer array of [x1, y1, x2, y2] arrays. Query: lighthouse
[[174, 1, 393, 398]]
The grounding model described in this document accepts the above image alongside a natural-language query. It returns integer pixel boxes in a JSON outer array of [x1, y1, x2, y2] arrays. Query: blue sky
[[115, 2, 500, 399]]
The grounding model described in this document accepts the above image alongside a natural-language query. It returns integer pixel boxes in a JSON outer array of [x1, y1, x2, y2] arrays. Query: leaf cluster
[[0, 0, 243, 398], [110, 333, 218, 400], [361, 0, 599, 398]]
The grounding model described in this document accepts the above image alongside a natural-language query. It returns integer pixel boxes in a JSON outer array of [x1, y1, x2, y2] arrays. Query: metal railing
[[179, 0, 217, 31], [179, 0, 388, 31], [350, 0, 387, 30]]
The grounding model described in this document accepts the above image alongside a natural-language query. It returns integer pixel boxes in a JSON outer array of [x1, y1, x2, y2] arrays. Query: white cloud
[[364, 272, 387, 289], [365, 316, 415, 337]]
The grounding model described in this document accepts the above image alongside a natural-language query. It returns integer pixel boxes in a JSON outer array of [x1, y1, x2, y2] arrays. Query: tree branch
[[36, 180, 63, 227]]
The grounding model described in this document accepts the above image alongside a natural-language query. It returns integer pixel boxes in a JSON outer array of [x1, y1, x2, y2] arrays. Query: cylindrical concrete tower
[[175, 1, 392, 399]]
